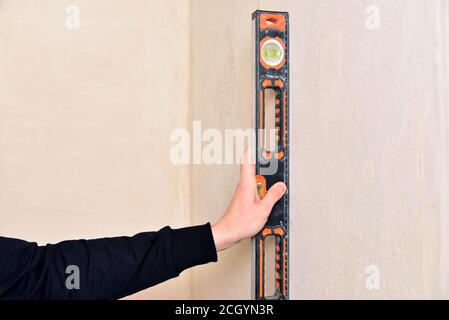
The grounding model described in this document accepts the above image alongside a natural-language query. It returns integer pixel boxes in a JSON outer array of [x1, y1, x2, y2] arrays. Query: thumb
[[260, 182, 287, 213]]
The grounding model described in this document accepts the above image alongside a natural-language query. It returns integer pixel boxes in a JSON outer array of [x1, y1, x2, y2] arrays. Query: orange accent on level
[[261, 227, 273, 237], [259, 90, 264, 128], [274, 227, 285, 236], [262, 79, 271, 88], [283, 91, 287, 148], [275, 151, 285, 160], [256, 175, 267, 198], [274, 79, 285, 88], [263, 151, 272, 160], [259, 239, 264, 298], [260, 13, 286, 31], [283, 238, 287, 296]]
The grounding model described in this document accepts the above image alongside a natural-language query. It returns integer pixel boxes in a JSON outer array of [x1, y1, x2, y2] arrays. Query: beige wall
[[189, 0, 449, 299], [189, 0, 259, 300], [0, 0, 191, 299], [1, 0, 449, 299], [284, 0, 449, 299]]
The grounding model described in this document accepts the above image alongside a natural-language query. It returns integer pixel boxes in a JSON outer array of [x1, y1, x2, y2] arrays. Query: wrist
[[211, 221, 238, 252]]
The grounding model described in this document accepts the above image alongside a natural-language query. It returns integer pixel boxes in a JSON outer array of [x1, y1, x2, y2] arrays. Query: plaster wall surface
[[1, 0, 448, 299], [190, 0, 449, 299], [0, 0, 192, 299]]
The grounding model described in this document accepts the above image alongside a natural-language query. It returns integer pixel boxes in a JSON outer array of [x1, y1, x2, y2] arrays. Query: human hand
[[211, 149, 287, 251]]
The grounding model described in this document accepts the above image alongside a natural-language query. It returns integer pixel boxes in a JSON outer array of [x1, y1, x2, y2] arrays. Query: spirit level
[[252, 10, 289, 300]]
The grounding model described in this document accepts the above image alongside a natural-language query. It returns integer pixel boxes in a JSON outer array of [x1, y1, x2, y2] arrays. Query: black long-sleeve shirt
[[0, 223, 217, 299]]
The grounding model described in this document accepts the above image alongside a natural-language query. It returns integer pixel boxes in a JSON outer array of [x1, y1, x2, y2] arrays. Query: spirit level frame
[[252, 10, 289, 300]]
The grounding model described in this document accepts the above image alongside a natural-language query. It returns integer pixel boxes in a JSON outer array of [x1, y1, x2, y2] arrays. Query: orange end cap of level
[[260, 13, 286, 31]]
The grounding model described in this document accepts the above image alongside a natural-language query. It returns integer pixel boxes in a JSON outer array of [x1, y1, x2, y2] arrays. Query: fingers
[[240, 147, 256, 185], [260, 182, 287, 213]]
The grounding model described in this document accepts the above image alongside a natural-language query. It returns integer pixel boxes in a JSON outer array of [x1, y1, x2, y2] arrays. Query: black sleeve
[[0, 223, 217, 300]]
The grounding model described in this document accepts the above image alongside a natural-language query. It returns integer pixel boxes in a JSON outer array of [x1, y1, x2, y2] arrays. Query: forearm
[[0, 223, 217, 300]]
